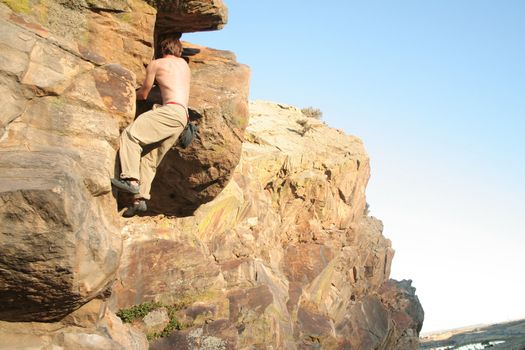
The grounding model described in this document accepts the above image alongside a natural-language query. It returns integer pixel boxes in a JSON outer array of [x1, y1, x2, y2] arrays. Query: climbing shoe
[[111, 178, 140, 194], [123, 199, 147, 218]]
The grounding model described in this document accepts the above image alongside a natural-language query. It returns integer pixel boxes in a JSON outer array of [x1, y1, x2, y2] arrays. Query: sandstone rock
[[0, 13, 36, 78], [1, 1, 248, 218], [332, 280, 424, 350], [0, 0, 424, 347], [21, 40, 94, 95], [65, 63, 137, 130], [151, 0, 228, 36], [138, 307, 170, 335], [377, 279, 425, 350], [0, 74, 31, 137], [110, 222, 227, 309], [151, 320, 237, 350], [0, 0, 155, 83], [0, 0, 247, 324], [0, 300, 148, 350], [97, 307, 150, 350], [111, 101, 424, 348], [335, 295, 391, 349], [183, 302, 219, 325], [0, 151, 121, 321], [0, 2, 138, 322], [61, 299, 106, 328], [247, 101, 370, 230]]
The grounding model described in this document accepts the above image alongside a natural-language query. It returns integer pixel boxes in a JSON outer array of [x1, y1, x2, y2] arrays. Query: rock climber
[[111, 36, 190, 217]]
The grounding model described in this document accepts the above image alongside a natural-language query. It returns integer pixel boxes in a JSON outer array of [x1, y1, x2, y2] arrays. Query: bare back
[[137, 56, 191, 107]]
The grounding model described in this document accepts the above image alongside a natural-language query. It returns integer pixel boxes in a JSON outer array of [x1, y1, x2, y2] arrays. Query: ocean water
[[429, 340, 506, 350]]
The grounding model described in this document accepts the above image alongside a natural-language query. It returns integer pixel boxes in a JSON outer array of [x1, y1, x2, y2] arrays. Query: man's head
[[160, 37, 183, 57]]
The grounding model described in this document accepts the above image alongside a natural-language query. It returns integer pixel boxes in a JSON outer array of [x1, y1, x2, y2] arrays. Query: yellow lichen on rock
[[1, 0, 31, 13]]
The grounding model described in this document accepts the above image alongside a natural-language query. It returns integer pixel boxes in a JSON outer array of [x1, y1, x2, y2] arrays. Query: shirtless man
[[111, 36, 191, 217]]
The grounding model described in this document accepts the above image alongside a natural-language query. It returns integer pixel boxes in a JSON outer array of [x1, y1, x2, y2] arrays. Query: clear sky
[[186, 1, 525, 333]]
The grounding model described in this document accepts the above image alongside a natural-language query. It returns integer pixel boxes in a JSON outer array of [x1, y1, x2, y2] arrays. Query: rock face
[[110, 101, 424, 349], [0, 0, 423, 348], [0, 0, 138, 321], [0, 0, 248, 325], [0, 0, 156, 84]]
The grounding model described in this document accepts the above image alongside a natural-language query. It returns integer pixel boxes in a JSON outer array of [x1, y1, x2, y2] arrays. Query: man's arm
[[136, 61, 157, 100]]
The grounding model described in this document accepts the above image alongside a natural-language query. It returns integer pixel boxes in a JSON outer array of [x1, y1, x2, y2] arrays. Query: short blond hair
[[160, 37, 183, 57]]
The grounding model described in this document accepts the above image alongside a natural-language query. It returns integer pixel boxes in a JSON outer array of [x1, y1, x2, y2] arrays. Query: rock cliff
[[110, 101, 424, 349], [0, 0, 423, 349]]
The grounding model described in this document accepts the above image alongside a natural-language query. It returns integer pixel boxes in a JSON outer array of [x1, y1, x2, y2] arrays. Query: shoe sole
[[111, 178, 140, 194], [123, 202, 147, 218]]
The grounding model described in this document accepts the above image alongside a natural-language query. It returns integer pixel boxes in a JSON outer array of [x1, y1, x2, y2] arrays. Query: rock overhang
[[147, 0, 228, 36]]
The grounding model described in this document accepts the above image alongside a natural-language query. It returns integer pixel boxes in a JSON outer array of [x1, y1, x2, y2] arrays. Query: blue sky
[[186, 1, 525, 333]]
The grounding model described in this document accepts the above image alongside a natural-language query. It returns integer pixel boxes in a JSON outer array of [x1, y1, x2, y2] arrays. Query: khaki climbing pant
[[119, 103, 187, 200]]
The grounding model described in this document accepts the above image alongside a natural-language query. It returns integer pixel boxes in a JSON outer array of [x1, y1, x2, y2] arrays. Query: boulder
[[377, 279, 425, 350], [0, 152, 122, 321], [333, 280, 424, 350], [138, 308, 171, 335]]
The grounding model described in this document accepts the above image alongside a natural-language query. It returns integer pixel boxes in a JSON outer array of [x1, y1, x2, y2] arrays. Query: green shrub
[[117, 301, 191, 341], [116, 301, 162, 323]]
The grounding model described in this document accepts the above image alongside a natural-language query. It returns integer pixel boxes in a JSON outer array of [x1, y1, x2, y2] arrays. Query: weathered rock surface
[[0, 299, 148, 350], [150, 0, 228, 36], [152, 321, 237, 350], [0, 0, 246, 324], [0, 0, 135, 321], [110, 101, 424, 349], [138, 308, 171, 335], [0, 0, 423, 348], [0, 0, 156, 83], [0, 152, 122, 321], [378, 279, 425, 349]]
